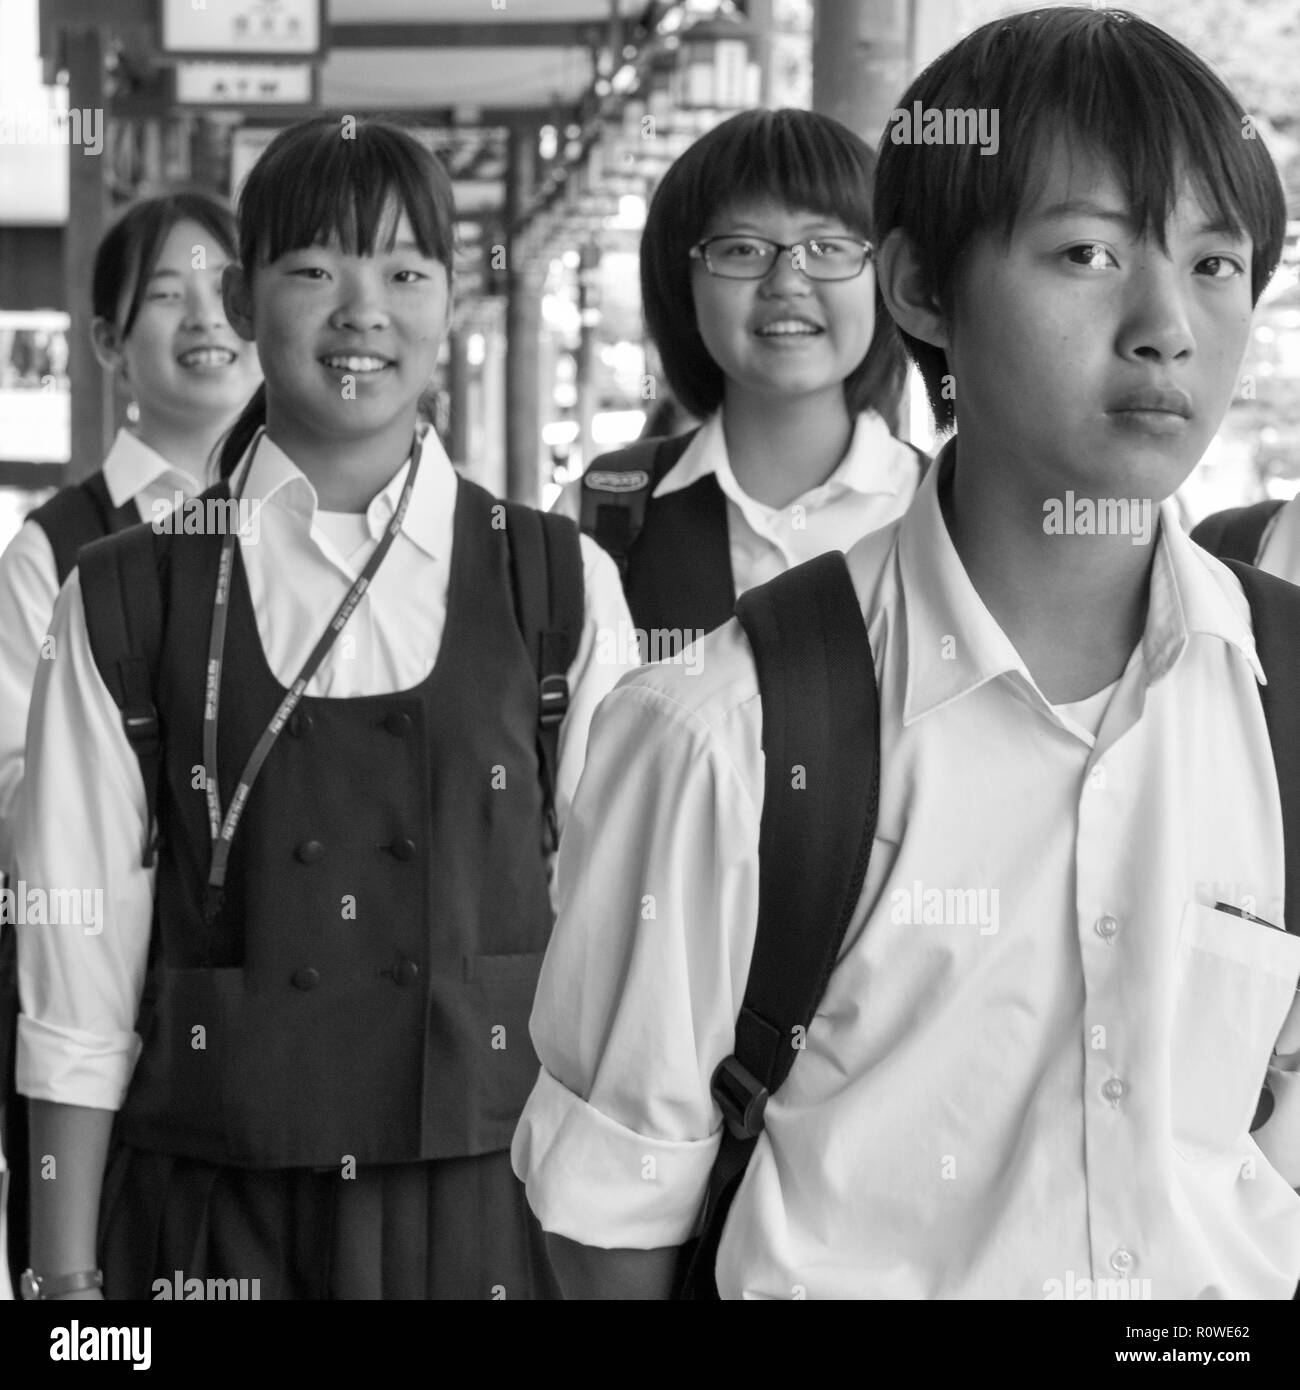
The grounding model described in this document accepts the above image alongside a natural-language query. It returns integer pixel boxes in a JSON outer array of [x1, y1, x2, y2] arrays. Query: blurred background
[[0, 0, 1296, 547]]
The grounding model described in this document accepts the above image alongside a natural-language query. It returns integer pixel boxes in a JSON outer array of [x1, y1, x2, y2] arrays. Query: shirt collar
[[101, 428, 206, 507], [228, 424, 454, 563], [893, 438, 1263, 726], [652, 409, 912, 508]]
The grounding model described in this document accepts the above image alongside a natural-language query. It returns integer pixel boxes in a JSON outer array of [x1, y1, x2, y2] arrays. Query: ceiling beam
[[329, 23, 605, 49]]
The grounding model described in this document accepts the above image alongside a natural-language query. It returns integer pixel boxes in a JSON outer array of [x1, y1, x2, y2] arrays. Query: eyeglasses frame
[[688, 234, 875, 282]]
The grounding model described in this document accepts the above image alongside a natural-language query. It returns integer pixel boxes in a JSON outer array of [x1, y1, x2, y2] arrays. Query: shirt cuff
[[16, 1011, 138, 1111], [1255, 1066, 1300, 1188], [511, 1066, 720, 1250]]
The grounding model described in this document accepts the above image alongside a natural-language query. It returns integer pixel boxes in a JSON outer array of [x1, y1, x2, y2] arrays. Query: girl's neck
[[720, 386, 854, 510], [132, 411, 231, 487], [263, 408, 419, 513]]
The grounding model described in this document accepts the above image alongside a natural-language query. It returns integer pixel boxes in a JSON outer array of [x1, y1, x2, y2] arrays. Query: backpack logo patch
[[585, 469, 650, 493]]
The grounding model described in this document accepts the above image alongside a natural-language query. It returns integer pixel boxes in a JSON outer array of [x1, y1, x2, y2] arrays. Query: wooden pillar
[[505, 121, 542, 505], [812, 0, 911, 147], [63, 23, 111, 479]]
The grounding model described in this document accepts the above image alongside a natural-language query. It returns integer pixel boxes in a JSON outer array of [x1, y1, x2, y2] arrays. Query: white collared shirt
[[514, 444, 1300, 1299], [0, 430, 204, 870], [555, 410, 922, 597], [14, 426, 636, 1111]]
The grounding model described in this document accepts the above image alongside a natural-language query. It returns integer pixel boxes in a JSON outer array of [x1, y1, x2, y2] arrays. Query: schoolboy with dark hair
[[513, 7, 1300, 1299]]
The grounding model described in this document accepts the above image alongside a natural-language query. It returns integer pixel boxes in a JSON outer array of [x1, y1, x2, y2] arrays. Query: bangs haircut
[[642, 107, 906, 423], [235, 114, 456, 272], [94, 191, 238, 339], [873, 5, 1287, 433]]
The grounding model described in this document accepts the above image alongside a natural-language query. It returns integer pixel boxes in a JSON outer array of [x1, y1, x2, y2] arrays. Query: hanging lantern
[[675, 11, 756, 113]]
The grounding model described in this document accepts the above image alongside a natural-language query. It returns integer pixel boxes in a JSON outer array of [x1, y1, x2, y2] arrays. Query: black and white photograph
[[1, 0, 1299, 1363]]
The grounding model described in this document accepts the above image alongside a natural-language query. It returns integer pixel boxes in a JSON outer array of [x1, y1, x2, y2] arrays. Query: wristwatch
[[20, 1268, 103, 1300]]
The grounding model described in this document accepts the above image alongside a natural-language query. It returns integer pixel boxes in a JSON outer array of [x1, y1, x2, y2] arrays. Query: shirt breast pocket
[[1170, 902, 1300, 1157]]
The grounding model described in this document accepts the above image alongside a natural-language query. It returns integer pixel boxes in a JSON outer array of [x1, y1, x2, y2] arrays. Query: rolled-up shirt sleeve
[[14, 570, 154, 1110], [512, 662, 762, 1249]]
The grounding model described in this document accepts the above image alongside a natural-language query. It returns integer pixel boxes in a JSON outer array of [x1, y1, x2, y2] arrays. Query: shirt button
[[1089, 764, 1107, 791], [295, 839, 325, 864], [1101, 1076, 1127, 1104], [1110, 1248, 1135, 1274], [391, 959, 420, 987], [288, 709, 313, 738], [1095, 914, 1119, 941], [390, 837, 417, 861], [291, 966, 320, 991], [384, 711, 413, 737]]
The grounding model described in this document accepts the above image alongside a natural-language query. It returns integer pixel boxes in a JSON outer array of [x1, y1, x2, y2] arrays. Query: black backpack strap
[[676, 550, 881, 1298], [78, 525, 166, 868], [578, 431, 697, 576], [1223, 560, 1300, 939], [1191, 499, 1285, 566], [28, 471, 139, 585], [505, 502, 586, 855]]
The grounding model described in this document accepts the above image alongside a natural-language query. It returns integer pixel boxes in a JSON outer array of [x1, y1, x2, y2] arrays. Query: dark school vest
[[28, 471, 138, 584], [115, 481, 555, 1168]]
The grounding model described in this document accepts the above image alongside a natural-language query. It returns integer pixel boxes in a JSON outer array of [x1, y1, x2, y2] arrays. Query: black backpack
[[27, 471, 139, 585], [73, 480, 585, 870], [579, 432, 931, 578], [674, 549, 1300, 1299], [1190, 499, 1285, 566]]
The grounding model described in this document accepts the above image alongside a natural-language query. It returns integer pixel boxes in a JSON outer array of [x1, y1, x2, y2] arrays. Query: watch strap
[[22, 1268, 103, 1300]]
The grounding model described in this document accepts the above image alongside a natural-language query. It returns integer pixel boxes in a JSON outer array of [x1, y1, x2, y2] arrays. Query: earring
[[126, 400, 140, 424]]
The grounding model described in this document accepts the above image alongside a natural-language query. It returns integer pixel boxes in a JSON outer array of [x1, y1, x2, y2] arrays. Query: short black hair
[[641, 107, 906, 423], [93, 191, 238, 339], [873, 6, 1288, 433], [218, 115, 457, 477], [234, 113, 456, 271]]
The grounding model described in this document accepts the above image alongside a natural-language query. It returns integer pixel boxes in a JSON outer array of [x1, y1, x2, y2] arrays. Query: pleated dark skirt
[[99, 1144, 561, 1300]]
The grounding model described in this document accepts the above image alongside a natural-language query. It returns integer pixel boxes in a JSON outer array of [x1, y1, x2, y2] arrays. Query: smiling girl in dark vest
[[15, 116, 633, 1301]]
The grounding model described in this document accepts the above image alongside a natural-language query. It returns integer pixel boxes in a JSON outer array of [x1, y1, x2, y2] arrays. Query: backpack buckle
[[711, 1055, 769, 1141], [122, 705, 160, 753], [538, 673, 569, 729]]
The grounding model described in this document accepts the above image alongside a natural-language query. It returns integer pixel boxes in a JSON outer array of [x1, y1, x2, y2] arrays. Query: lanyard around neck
[[202, 433, 422, 919]]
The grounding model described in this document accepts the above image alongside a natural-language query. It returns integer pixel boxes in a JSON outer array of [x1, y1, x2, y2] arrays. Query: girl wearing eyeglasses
[[558, 107, 926, 652]]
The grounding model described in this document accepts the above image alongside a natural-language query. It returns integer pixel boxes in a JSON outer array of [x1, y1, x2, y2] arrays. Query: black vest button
[[295, 840, 325, 864], [390, 837, 416, 861], [292, 966, 320, 991], [384, 711, 413, 737], [391, 959, 420, 987], [288, 710, 313, 737]]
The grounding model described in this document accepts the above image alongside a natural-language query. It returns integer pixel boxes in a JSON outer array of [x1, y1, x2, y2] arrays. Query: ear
[[876, 228, 950, 352], [90, 316, 125, 375], [222, 263, 257, 343]]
